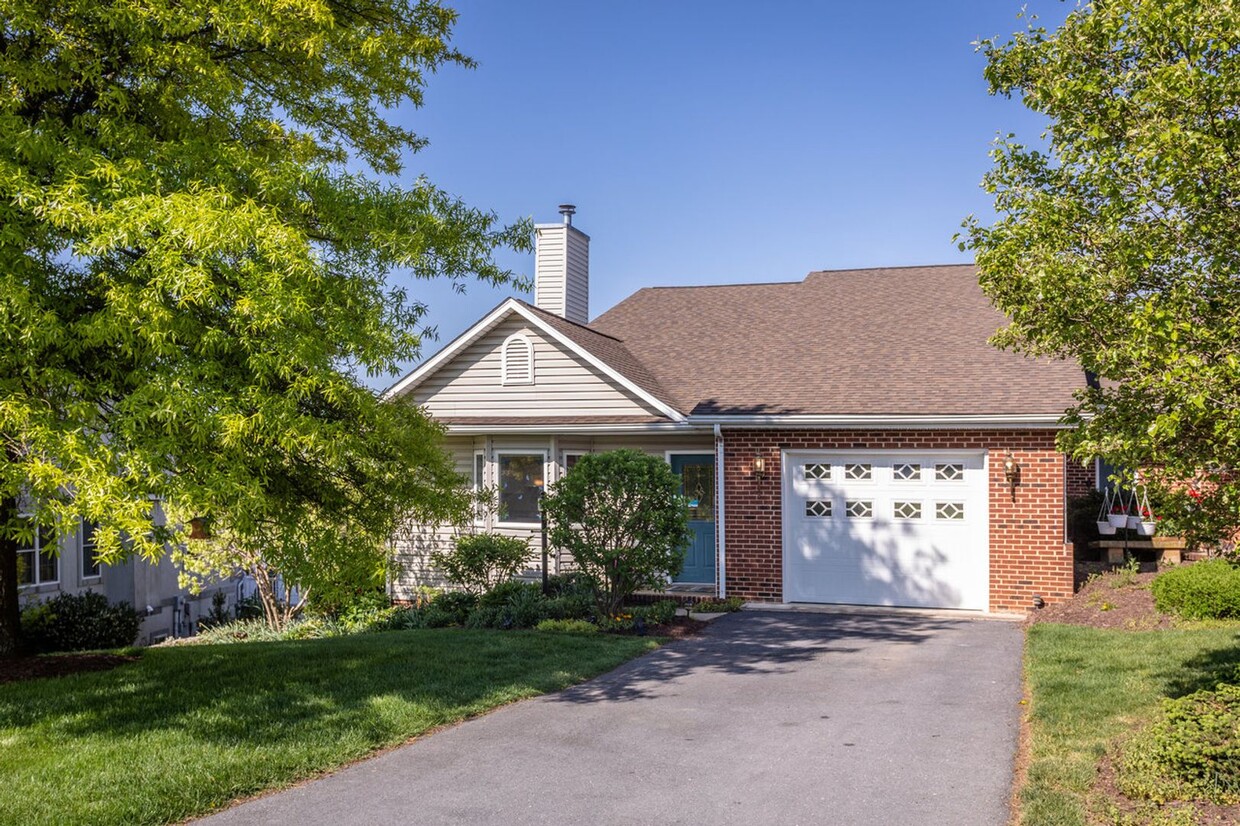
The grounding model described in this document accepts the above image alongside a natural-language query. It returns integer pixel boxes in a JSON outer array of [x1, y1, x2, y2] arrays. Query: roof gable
[[385, 300, 684, 422]]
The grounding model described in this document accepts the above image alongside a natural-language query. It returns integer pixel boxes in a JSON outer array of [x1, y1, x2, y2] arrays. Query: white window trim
[[494, 450, 547, 527], [563, 451, 587, 473], [500, 332, 534, 386], [80, 518, 102, 581], [18, 519, 59, 589]]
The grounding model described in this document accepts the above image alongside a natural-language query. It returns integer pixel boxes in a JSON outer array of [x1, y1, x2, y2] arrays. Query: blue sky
[[379, 1, 1066, 388]]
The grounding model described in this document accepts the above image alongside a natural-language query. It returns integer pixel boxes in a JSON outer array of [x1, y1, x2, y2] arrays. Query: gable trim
[[383, 299, 685, 422]]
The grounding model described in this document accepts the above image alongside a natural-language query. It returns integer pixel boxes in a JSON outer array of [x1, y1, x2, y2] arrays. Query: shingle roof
[[588, 264, 1085, 417]]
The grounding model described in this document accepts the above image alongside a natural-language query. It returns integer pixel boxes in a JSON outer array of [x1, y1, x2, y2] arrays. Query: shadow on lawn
[[553, 609, 964, 704], [1159, 639, 1240, 698]]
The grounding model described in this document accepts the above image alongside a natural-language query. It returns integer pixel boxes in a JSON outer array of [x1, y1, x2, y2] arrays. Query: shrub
[[197, 590, 232, 631], [235, 594, 264, 621], [1117, 678, 1240, 805], [429, 590, 478, 626], [632, 599, 679, 625], [535, 619, 597, 634], [690, 596, 745, 614], [1151, 560, 1240, 620], [543, 593, 594, 621], [335, 589, 398, 633], [473, 580, 548, 629], [431, 533, 531, 596], [195, 618, 286, 644], [20, 591, 141, 652], [541, 449, 691, 616]]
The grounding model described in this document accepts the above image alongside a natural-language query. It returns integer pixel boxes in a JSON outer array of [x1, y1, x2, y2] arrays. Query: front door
[[671, 454, 716, 583]]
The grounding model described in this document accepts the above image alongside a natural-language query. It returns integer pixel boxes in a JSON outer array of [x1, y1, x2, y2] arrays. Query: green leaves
[[0, 1, 530, 587], [966, 1, 1240, 542]]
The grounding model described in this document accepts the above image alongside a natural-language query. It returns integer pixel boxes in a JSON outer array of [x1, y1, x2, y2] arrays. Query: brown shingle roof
[[589, 264, 1084, 417]]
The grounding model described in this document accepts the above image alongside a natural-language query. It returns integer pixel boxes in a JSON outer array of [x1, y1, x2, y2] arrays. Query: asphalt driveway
[[200, 610, 1024, 826]]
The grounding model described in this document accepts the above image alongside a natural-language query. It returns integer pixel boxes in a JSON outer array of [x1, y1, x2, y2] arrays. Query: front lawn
[[0, 629, 657, 825], [1022, 622, 1240, 825]]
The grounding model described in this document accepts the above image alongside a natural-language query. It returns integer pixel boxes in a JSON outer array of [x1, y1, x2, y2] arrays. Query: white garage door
[[782, 451, 989, 610]]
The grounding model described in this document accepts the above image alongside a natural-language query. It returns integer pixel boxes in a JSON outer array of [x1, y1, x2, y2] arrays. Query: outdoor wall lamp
[[752, 455, 767, 480], [1003, 450, 1021, 501]]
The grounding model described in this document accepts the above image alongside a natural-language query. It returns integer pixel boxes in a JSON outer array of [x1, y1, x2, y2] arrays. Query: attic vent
[[501, 333, 534, 385]]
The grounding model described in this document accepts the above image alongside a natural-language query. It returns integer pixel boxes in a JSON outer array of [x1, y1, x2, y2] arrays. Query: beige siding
[[564, 228, 589, 324], [410, 315, 658, 418], [534, 224, 589, 325], [390, 434, 714, 600]]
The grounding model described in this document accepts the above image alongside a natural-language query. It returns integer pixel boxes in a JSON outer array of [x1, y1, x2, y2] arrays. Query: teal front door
[[671, 454, 716, 583]]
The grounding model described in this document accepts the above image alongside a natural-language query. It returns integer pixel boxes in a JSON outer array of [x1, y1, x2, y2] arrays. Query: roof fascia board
[[443, 422, 706, 435], [689, 414, 1068, 429], [507, 302, 686, 422], [382, 299, 519, 400]]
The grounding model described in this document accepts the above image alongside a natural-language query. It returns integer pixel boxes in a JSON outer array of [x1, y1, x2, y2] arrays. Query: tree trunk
[[0, 496, 25, 658]]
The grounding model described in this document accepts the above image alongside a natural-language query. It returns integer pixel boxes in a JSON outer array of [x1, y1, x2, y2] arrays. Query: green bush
[[431, 533, 531, 596], [430, 590, 478, 625], [543, 593, 594, 621], [335, 590, 399, 632], [632, 599, 679, 625], [472, 580, 548, 629], [1117, 678, 1240, 804], [20, 591, 141, 652], [1151, 560, 1240, 620], [690, 596, 744, 614], [535, 619, 597, 634], [541, 449, 692, 617]]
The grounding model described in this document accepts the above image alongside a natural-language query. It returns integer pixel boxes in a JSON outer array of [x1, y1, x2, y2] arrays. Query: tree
[[963, 0, 1240, 546], [0, 0, 531, 654], [541, 450, 691, 617]]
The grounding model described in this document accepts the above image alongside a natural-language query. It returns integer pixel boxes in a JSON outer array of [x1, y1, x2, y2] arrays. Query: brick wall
[[721, 429, 1075, 613]]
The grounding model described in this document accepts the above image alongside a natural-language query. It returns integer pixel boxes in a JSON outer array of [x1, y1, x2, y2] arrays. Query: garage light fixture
[[752, 455, 767, 480], [1003, 450, 1021, 501]]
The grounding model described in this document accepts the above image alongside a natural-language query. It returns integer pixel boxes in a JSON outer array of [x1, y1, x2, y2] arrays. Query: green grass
[[0, 629, 657, 825], [1022, 623, 1240, 826]]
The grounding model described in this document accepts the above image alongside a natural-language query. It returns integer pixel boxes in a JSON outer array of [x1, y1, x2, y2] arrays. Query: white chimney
[[534, 204, 589, 324]]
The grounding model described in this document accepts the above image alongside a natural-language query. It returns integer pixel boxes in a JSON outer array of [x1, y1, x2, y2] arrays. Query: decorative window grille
[[893, 463, 921, 481], [935, 463, 964, 482], [804, 463, 831, 480], [844, 463, 872, 481], [936, 502, 965, 520], [846, 500, 873, 518], [805, 500, 832, 518], [893, 501, 922, 520]]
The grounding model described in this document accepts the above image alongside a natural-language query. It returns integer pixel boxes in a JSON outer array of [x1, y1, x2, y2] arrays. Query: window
[[893, 463, 921, 481], [473, 452, 486, 491], [936, 502, 966, 520], [501, 333, 534, 385], [497, 453, 544, 524], [893, 501, 922, 520], [81, 520, 101, 579], [18, 523, 57, 587], [804, 463, 831, 480], [564, 452, 585, 473], [845, 500, 873, 518], [844, 463, 872, 481], [935, 463, 964, 482], [805, 499, 832, 518]]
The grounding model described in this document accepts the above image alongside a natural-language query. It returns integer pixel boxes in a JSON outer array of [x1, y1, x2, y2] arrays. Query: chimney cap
[[558, 204, 576, 225]]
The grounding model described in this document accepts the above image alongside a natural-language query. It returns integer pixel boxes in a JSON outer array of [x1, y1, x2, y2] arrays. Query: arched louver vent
[[501, 333, 534, 385]]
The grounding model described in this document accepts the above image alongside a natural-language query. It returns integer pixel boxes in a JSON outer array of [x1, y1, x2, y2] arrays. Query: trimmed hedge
[[1151, 559, 1240, 620], [21, 591, 141, 652]]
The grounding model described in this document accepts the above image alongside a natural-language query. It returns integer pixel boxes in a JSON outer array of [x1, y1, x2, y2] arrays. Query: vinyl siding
[[409, 315, 659, 418], [390, 433, 714, 600]]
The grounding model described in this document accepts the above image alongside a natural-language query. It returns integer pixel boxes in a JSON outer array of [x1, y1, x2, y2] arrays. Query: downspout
[[715, 423, 726, 599]]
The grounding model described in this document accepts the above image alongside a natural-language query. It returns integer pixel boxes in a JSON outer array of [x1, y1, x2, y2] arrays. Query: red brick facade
[[720, 428, 1081, 613]]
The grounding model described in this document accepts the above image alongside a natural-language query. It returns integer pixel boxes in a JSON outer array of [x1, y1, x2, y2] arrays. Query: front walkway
[[200, 611, 1023, 825]]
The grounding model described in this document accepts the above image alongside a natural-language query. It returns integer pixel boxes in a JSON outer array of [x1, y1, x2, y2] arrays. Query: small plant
[[431, 533, 531, 596], [1117, 677, 1240, 805], [535, 618, 597, 634], [198, 590, 232, 630], [1112, 554, 1143, 588], [595, 612, 636, 632], [633, 599, 679, 626], [1151, 559, 1240, 620], [690, 596, 744, 614], [20, 591, 142, 652], [473, 580, 548, 629], [429, 591, 478, 625], [335, 589, 399, 632]]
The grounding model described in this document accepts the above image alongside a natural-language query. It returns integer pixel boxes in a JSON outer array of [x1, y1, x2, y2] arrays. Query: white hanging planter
[[1136, 520, 1157, 537], [1133, 487, 1156, 537], [1096, 487, 1119, 534], [1107, 487, 1131, 527]]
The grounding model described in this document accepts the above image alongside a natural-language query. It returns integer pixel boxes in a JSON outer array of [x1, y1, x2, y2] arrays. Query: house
[[387, 206, 1093, 613], [17, 499, 242, 644]]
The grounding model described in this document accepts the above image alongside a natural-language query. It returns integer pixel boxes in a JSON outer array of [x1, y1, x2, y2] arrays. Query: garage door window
[[844, 463, 872, 481], [935, 463, 964, 482], [845, 500, 873, 518], [936, 502, 965, 520], [893, 463, 921, 481], [805, 499, 832, 518], [893, 501, 922, 519], [805, 463, 831, 480]]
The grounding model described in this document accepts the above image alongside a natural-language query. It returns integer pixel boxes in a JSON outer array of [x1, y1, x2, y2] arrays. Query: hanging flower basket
[[1136, 520, 1157, 537], [1133, 487, 1156, 536], [1096, 488, 1118, 535]]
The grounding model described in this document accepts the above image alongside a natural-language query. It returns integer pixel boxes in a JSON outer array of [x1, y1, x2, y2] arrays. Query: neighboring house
[[17, 500, 240, 644], [387, 206, 1094, 613]]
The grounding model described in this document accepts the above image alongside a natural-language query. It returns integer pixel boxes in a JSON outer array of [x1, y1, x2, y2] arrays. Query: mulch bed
[[0, 652, 139, 685], [1027, 568, 1174, 630], [647, 616, 708, 639], [1093, 752, 1240, 826]]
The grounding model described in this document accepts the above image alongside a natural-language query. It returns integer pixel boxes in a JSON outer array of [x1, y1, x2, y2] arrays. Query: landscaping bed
[[0, 651, 139, 685], [1019, 565, 1240, 826]]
